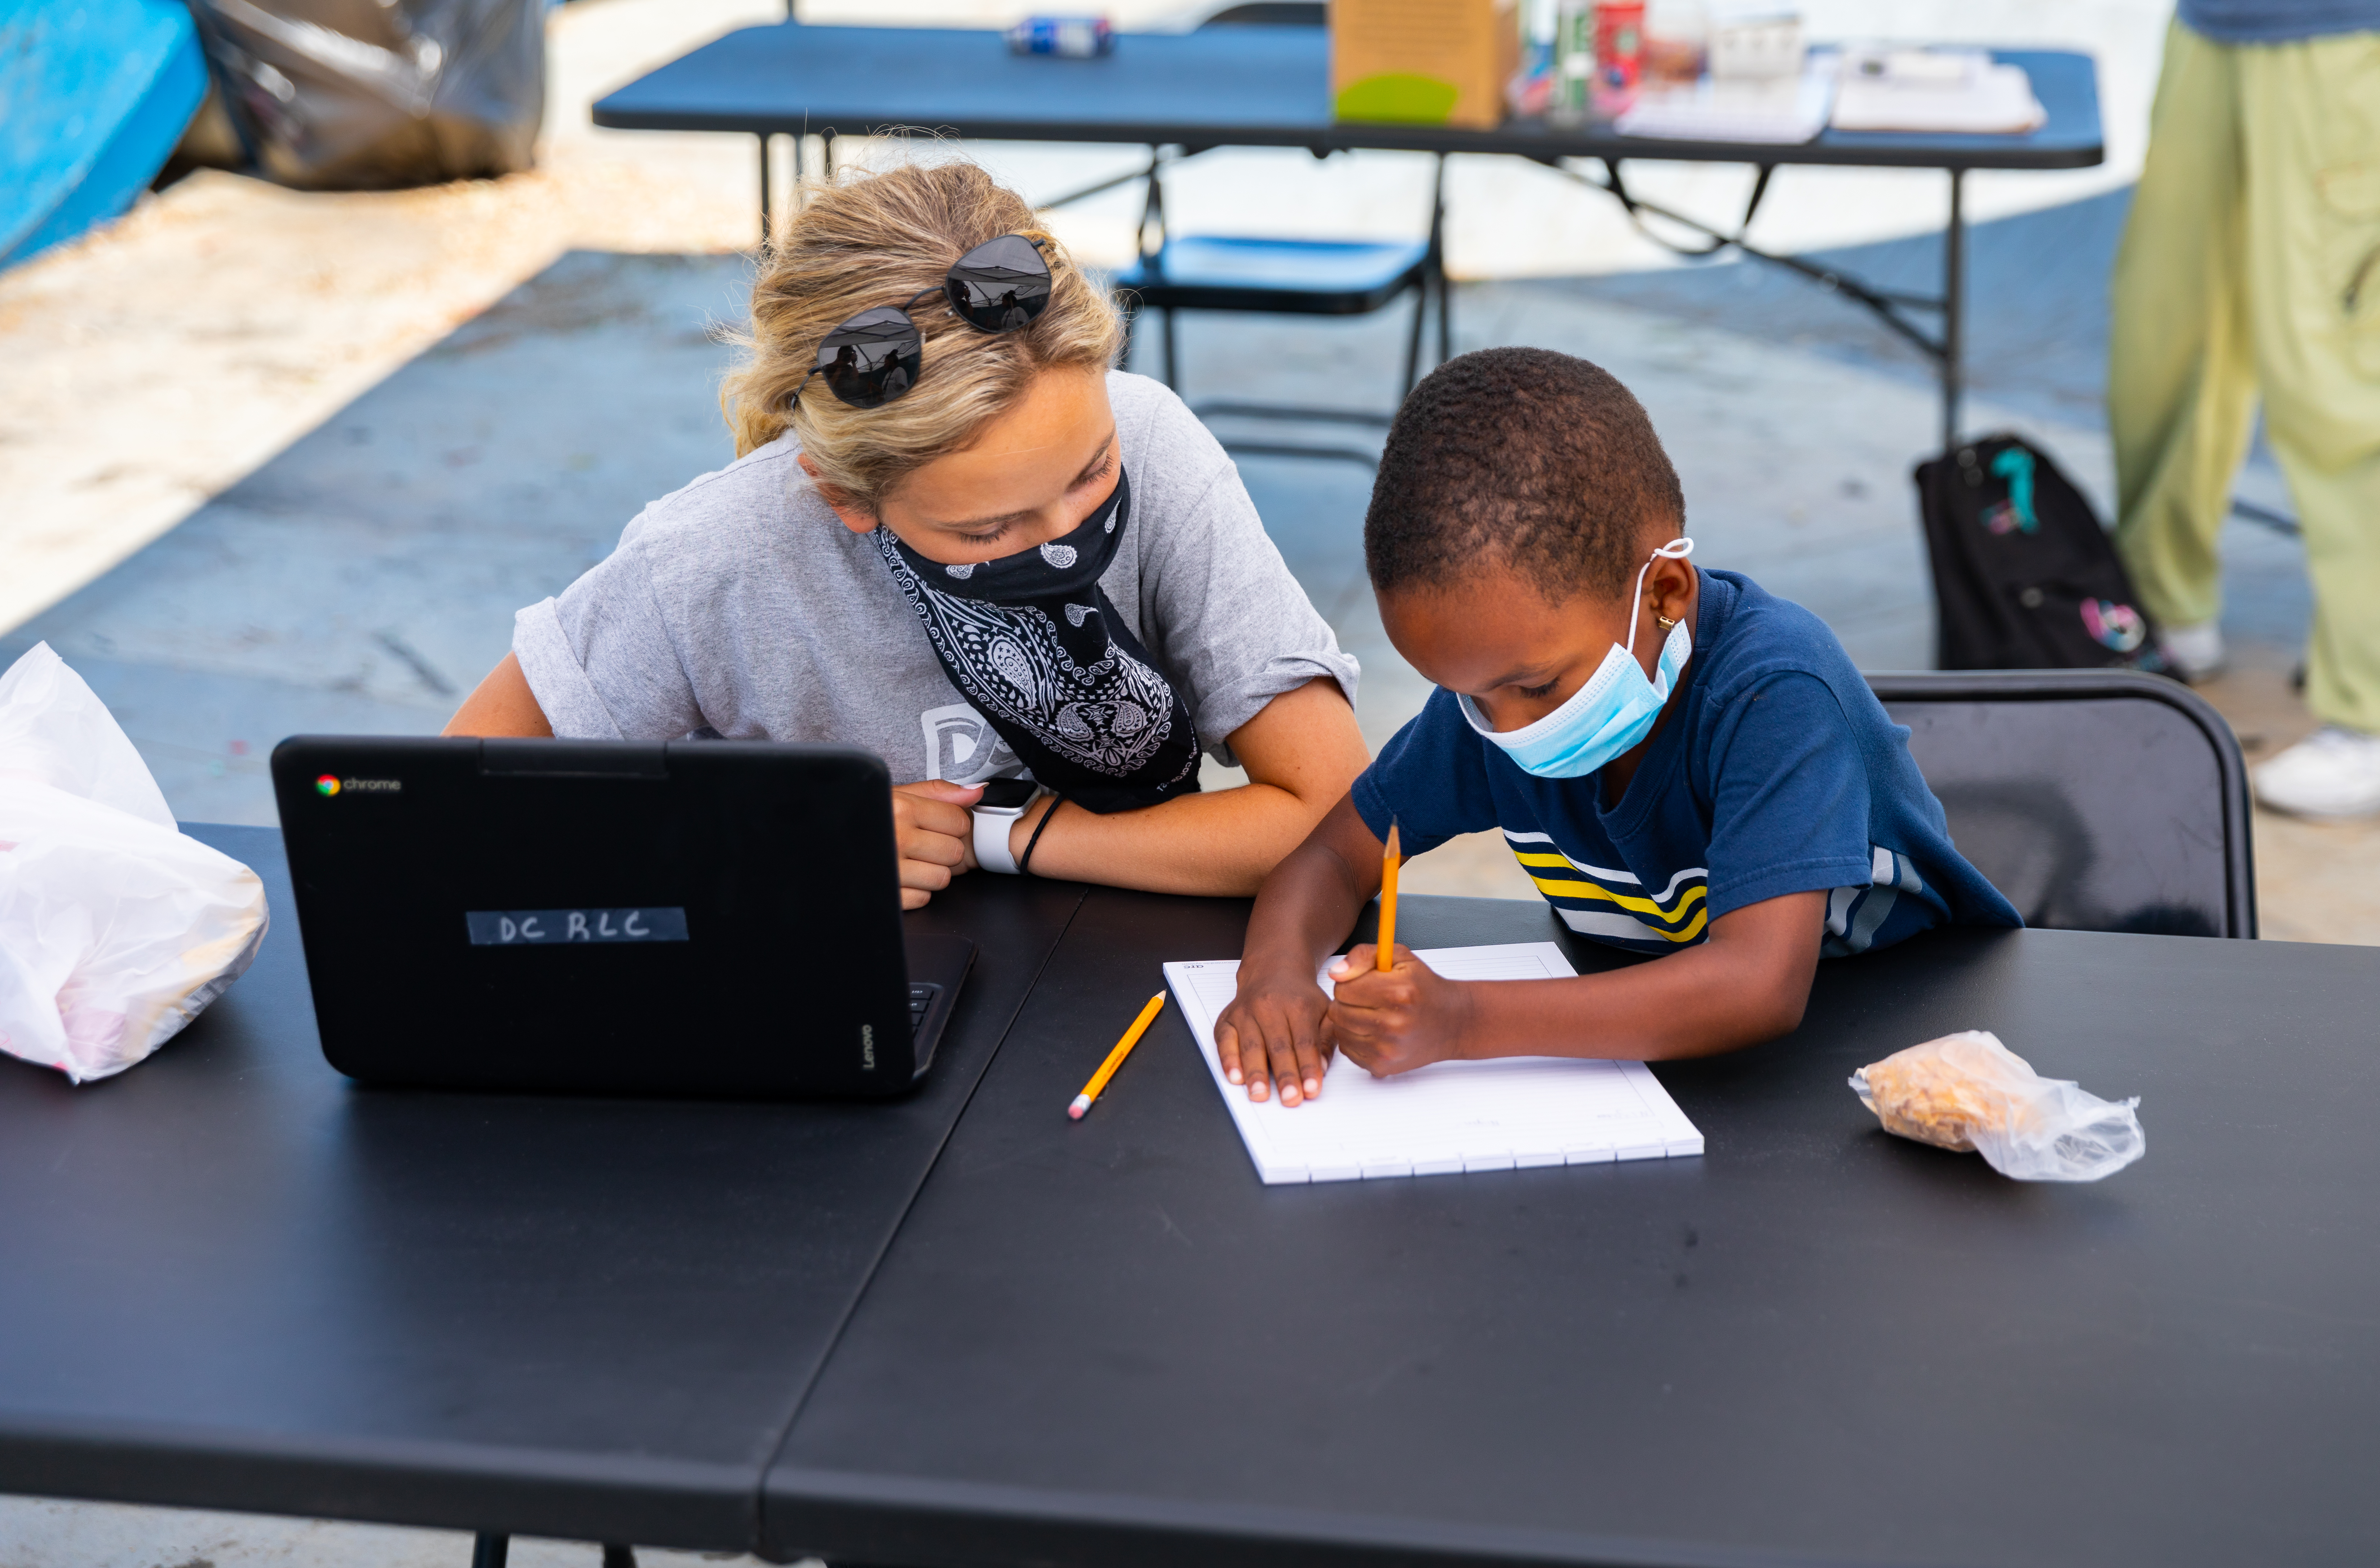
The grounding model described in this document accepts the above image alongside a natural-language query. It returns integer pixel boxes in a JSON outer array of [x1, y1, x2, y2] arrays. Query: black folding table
[[765, 884, 2380, 1568], [592, 22, 2105, 451], [7, 834, 2375, 1566], [0, 826, 1087, 1560]]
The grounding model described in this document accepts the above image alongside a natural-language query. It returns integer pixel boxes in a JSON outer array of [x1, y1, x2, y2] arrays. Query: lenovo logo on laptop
[[465, 907, 690, 946]]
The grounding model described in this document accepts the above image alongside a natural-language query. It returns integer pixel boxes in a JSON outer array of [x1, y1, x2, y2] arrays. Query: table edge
[[590, 34, 2102, 172], [587, 101, 2103, 171], [0, 1414, 754, 1550], [760, 1463, 1845, 1568]]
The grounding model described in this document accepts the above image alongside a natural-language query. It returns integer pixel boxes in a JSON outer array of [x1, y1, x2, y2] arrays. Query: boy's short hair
[[1364, 347, 1685, 602]]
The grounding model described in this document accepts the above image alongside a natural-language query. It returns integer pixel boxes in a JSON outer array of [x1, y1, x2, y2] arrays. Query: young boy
[[1217, 347, 2020, 1104]]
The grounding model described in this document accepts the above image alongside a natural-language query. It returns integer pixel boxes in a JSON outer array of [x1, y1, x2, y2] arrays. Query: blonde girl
[[447, 162, 1367, 906]]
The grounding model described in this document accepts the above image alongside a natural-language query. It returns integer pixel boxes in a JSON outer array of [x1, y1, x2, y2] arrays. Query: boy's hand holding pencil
[[1324, 940, 1477, 1078], [1218, 816, 1480, 1104], [1317, 821, 1478, 1077]]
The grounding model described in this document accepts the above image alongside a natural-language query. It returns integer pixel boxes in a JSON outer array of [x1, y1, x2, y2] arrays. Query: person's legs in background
[[2240, 31, 2380, 817], [2109, 20, 2256, 684]]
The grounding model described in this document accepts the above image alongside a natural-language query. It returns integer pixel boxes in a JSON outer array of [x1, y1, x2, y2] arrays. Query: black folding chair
[[1866, 670, 2256, 938], [1106, 1, 1448, 468]]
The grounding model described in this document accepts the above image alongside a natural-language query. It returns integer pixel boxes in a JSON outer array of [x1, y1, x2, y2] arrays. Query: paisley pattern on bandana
[[897, 591, 1184, 777], [874, 468, 1201, 813]]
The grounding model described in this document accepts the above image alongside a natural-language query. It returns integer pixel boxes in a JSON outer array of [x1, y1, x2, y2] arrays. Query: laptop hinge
[[479, 739, 669, 779]]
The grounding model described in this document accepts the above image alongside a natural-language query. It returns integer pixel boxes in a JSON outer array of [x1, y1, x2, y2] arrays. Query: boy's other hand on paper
[[1327, 944, 1474, 1076], [1215, 962, 1332, 1105], [891, 779, 983, 909]]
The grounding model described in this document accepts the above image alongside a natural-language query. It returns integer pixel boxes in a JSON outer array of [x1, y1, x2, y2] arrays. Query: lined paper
[[1165, 944, 1704, 1186]]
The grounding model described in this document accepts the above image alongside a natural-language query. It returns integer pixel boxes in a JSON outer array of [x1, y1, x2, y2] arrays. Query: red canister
[[1593, 0, 1646, 115]]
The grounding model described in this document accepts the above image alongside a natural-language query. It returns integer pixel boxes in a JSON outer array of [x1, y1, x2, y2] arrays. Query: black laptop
[[271, 736, 971, 1097]]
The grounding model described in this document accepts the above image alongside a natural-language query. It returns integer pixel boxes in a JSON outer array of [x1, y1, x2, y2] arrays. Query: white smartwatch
[[971, 778, 1042, 874]]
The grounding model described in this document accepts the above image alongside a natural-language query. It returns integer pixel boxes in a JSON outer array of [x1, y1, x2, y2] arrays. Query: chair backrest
[[1866, 670, 2256, 938]]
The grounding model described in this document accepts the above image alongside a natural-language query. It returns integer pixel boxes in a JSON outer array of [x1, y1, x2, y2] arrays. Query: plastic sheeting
[[0, 0, 208, 269], [189, 0, 544, 190]]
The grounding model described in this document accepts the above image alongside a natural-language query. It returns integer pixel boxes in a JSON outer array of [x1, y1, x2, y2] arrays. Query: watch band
[[973, 797, 1030, 874]]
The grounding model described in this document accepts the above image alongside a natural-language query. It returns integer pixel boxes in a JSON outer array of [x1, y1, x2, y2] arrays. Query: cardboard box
[[1333, 0, 1519, 130]]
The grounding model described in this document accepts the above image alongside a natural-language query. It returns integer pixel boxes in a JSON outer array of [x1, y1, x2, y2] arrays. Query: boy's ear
[[1643, 546, 1695, 626], [796, 452, 879, 536]]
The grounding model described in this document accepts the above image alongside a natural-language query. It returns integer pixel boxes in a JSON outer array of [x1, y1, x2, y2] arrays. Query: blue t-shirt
[[2178, 0, 2380, 42], [1351, 569, 2021, 958]]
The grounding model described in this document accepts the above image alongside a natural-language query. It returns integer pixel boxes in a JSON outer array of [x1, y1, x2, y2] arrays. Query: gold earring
[[1655, 612, 1679, 630]]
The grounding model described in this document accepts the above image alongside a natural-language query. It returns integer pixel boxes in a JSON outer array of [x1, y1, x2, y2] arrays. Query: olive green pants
[[2109, 21, 2380, 731]]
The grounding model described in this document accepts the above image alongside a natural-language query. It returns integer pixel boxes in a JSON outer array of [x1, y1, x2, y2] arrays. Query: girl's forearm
[[1013, 781, 1330, 896], [1015, 677, 1368, 896]]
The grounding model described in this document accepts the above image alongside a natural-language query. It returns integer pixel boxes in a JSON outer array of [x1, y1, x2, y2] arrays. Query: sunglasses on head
[[792, 233, 1054, 411]]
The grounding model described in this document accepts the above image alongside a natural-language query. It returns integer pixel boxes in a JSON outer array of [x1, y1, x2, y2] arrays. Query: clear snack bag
[[1850, 1030, 2144, 1183]]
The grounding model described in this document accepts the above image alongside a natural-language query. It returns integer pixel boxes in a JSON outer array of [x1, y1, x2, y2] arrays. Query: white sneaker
[[2253, 726, 2380, 818], [2160, 620, 2226, 682]]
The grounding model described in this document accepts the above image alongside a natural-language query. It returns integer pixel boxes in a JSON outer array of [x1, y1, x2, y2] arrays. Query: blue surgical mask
[[1458, 539, 1696, 780]]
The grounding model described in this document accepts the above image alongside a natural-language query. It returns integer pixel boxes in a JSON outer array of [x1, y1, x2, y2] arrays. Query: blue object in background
[[0, 0, 209, 270]]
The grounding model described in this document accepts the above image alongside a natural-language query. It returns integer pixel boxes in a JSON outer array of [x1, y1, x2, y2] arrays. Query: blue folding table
[[593, 21, 2103, 450]]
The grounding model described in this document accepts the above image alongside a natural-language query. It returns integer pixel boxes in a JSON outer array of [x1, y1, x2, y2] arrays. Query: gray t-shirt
[[513, 371, 1358, 785]]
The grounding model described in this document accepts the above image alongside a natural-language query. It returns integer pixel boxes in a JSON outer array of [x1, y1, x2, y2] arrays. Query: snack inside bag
[[1851, 1030, 2145, 1183]]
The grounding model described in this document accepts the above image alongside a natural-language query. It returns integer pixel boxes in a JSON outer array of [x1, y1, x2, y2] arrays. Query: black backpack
[[1914, 434, 2169, 675]]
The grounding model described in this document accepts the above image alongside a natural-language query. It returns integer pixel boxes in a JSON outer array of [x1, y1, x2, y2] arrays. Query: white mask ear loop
[[1623, 536, 1696, 656]]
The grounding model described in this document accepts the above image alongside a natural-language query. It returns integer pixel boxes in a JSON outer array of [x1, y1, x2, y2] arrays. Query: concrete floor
[[1, 229, 2353, 922], [0, 1496, 780, 1568], [4, 0, 2377, 1562]]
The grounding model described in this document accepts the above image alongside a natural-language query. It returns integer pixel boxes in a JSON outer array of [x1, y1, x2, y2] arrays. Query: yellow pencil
[[1378, 818, 1402, 972], [1069, 991, 1167, 1120]]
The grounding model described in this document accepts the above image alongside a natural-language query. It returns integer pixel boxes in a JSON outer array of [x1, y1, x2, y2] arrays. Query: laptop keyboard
[[908, 982, 941, 1037]]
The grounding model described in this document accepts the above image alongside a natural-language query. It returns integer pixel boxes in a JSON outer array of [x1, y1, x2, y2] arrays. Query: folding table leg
[[758, 133, 772, 250], [1940, 167, 1965, 452], [470, 1532, 508, 1568], [1427, 153, 1450, 373]]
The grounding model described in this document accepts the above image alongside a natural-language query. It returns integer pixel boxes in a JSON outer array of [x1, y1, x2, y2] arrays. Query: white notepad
[[1165, 943, 1704, 1186], [1830, 57, 2046, 134], [1615, 58, 1840, 145]]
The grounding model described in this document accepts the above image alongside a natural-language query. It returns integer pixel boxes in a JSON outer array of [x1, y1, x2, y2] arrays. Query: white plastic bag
[[0, 644, 269, 1083], [1850, 1030, 2145, 1183]]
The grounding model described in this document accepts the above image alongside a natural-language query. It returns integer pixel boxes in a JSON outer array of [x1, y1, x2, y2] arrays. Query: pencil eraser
[[1068, 1095, 1092, 1119]]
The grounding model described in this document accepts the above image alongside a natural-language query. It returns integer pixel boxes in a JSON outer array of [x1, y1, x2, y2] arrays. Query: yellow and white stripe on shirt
[[1503, 830, 1710, 948]]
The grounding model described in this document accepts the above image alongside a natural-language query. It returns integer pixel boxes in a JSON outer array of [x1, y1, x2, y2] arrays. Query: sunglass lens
[[815, 306, 924, 409], [946, 235, 1051, 332]]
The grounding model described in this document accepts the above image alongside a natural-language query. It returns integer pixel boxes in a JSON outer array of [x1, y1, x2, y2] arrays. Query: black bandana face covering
[[874, 468, 1202, 813]]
